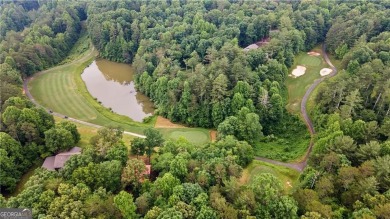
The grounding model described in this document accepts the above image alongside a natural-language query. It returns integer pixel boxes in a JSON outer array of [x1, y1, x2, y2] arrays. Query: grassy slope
[[240, 160, 300, 193], [254, 130, 310, 162]]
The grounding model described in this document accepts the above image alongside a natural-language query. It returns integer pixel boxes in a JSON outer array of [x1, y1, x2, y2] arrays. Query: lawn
[[28, 35, 151, 135], [285, 46, 330, 114], [157, 128, 210, 145], [240, 160, 300, 193]]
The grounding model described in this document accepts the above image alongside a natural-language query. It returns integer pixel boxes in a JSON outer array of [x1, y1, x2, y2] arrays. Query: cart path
[[23, 47, 146, 139], [255, 44, 337, 172]]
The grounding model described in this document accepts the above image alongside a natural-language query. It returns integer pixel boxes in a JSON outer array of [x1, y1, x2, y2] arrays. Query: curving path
[[23, 48, 146, 139], [255, 44, 338, 172]]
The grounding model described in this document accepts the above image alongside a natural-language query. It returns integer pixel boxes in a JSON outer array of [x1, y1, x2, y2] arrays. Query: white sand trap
[[307, 51, 320, 56], [320, 68, 332, 76], [291, 65, 306, 78]]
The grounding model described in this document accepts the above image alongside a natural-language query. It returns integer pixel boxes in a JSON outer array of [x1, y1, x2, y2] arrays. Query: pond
[[81, 59, 154, 122]]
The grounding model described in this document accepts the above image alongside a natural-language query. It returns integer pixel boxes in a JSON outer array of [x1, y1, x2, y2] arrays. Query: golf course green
[[285, 47, 330, 114]]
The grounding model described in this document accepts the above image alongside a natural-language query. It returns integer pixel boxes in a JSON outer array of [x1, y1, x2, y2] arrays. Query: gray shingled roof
[[42, 156, 56, 171], [42, 147, 82, 171]]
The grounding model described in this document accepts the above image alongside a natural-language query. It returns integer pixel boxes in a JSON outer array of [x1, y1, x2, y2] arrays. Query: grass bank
[[240, 160, 300, 193], [157, 127, 210, 145]]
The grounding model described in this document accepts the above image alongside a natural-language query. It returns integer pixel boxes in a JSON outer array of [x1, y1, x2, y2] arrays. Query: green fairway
[[285, 46, 330, 114], [241, 160, 300, 193], [28, 36, 151, 134], [157, 128, 210, 145], [300, 55, 322, 66]]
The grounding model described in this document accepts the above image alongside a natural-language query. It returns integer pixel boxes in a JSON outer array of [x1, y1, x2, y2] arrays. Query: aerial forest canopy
[[0, 0, 390, 218]]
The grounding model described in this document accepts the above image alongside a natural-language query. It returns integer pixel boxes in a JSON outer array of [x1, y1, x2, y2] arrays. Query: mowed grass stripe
[[70, 76, 99, 120], [60, 71, 80, 117], [58, 68, 95, 120], [57, 70, 80, 118], [44, 73, 60, 112], [32, 73, 56, 110]]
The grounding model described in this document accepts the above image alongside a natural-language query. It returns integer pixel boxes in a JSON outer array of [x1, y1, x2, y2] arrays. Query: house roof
[[42, 147, 82, 171], [42, 156, 56, 171]]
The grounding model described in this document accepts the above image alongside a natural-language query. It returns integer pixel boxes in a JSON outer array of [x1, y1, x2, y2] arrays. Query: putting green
[[169, 130, 209, 145], [299, 55, 321, 67]]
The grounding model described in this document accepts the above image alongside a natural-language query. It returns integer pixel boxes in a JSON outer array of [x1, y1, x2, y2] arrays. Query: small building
[[42, 147, 82, 171]]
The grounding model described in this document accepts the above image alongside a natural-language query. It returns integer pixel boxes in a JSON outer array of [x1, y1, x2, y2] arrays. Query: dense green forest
[[87, 0, 329, 130], [0, 0, 389, 218]]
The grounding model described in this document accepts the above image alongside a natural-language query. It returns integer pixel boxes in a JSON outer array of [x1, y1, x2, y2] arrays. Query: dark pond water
[[81, 59, 154, 122]]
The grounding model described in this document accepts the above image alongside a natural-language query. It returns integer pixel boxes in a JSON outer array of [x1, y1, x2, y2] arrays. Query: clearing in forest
[[285, 46, 330, 114]]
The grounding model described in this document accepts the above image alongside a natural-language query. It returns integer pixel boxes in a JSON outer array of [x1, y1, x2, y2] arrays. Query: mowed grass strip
[[240, 160, 300, 193], [285, 45, 330, 114]]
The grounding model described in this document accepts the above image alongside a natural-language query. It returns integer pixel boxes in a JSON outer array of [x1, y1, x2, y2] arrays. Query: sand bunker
[[210, 130, 217, 142], [320, 68, 332, 76], [291, 65, 307, 78], [307, 51, 320, 56], [155, 116, 185, 128]]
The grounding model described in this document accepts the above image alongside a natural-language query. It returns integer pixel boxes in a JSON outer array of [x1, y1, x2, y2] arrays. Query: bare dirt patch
[[210, 130, 217, 142], [307, 51, 320, 56], [155, 116, 185, 128], [290, 65, 307, 78], [320, 68, 332, 76]]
